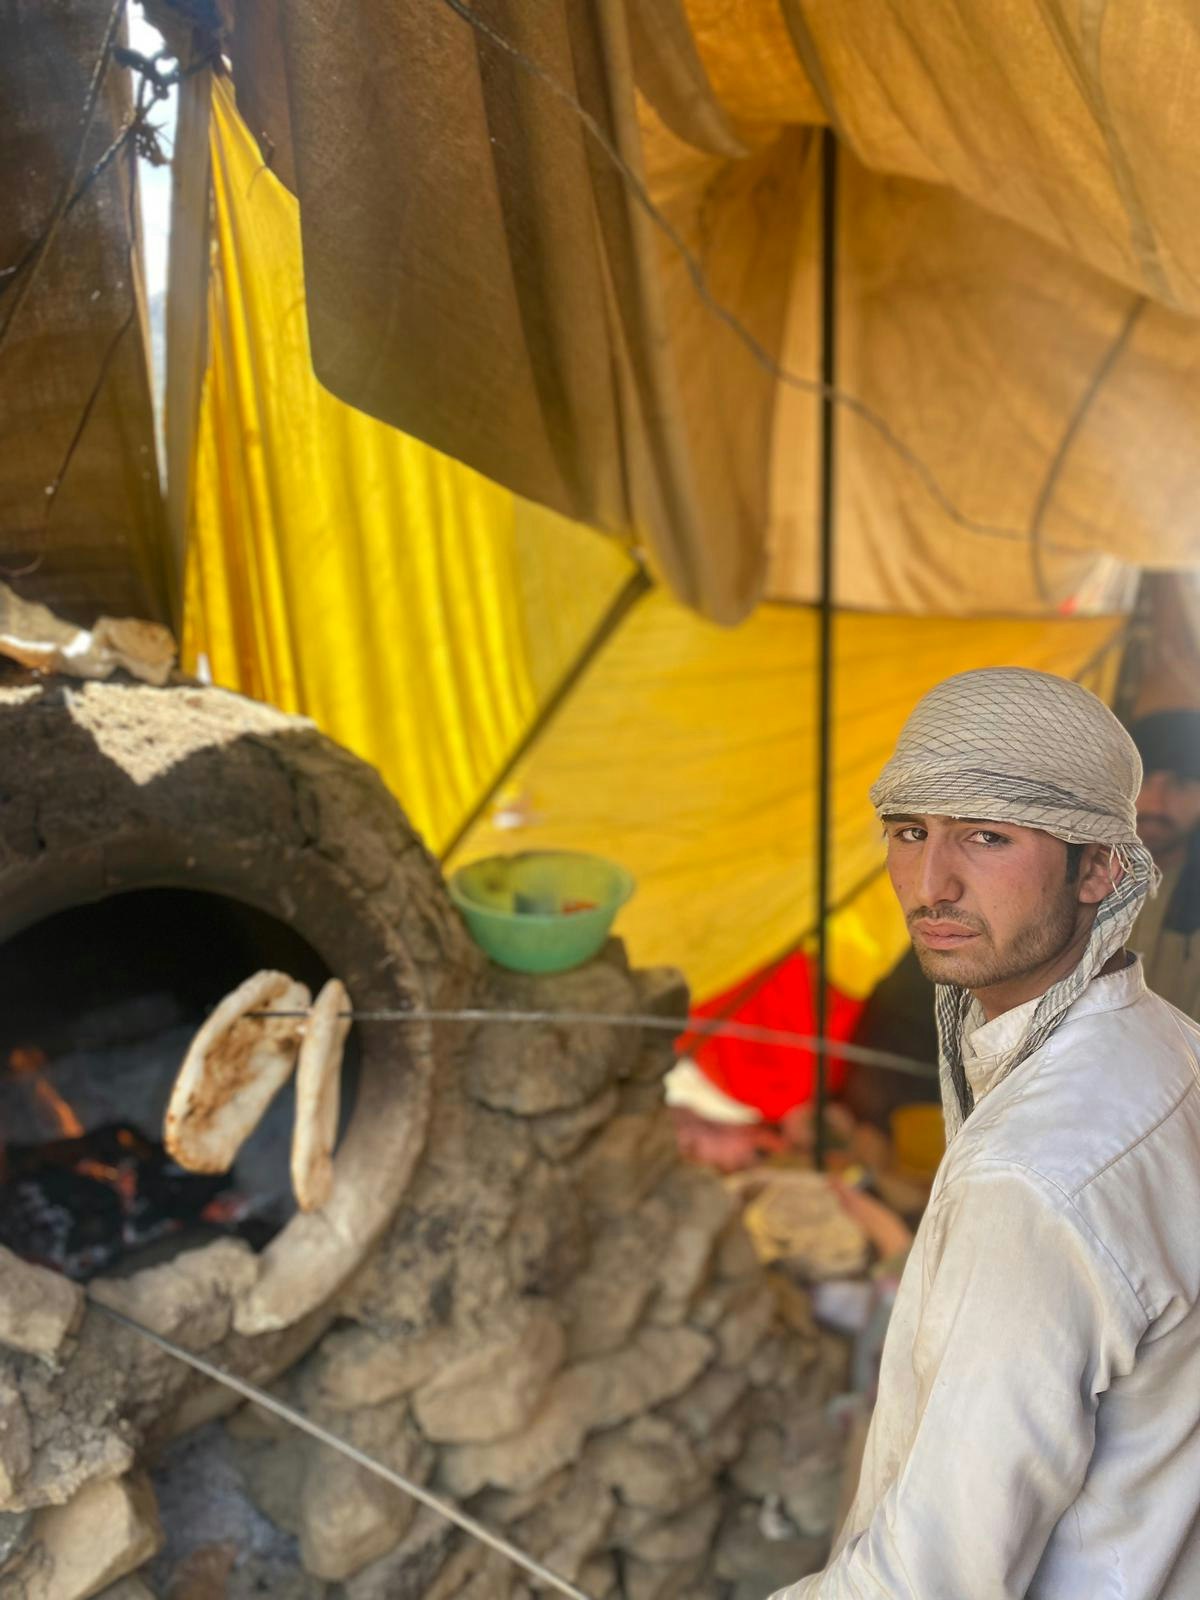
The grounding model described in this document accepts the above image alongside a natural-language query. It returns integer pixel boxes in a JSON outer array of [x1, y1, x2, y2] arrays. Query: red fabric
[[687, 952, 863, 1121]]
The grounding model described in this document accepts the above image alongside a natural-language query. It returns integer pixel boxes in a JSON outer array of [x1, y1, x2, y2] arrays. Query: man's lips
[[912, 920, 979, 949]]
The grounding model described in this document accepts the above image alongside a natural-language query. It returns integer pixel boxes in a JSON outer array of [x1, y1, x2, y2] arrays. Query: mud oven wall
[[0, 682, 841, 1600]]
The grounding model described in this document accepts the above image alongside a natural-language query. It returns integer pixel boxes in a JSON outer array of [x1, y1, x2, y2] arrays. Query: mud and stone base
[[142, 953, 840, 1600], [0, 682, 844, 1600]]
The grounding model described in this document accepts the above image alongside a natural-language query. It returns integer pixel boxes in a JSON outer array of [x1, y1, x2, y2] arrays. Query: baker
[[773, 667, 1200, 1599]]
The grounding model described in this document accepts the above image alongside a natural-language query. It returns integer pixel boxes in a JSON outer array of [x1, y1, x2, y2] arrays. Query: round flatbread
[[165, 970, 310, 1174], [290, 978, 351, 1212], [740, 1171, 870, 1279]]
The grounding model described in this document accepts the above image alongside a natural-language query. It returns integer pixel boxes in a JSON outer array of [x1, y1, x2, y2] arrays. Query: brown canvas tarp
[[230, 0, 791, 621], [229, 0, 1200, 622], [0, 0, 168, 626]]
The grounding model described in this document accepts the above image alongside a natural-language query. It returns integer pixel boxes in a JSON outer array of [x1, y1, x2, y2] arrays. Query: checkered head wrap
[[870, 667, 1158, 1136]]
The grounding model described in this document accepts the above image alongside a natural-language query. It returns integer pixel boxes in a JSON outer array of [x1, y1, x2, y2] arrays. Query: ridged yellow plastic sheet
[[453, 600, 1123, 998], [185, 83, 1125, 1002], [184, 82, 635, 853]]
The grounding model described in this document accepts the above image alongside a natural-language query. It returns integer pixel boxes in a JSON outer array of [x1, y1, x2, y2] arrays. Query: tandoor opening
[[0, 888, 359, 1281]]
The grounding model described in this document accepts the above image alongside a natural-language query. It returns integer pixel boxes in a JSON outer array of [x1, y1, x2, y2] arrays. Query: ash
[[147, 1423, 321, 1599]]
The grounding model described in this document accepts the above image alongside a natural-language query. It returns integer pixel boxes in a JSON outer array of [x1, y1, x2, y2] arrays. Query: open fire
[[0, 1043, 274, 1280], [0, 889, 353, 1282]]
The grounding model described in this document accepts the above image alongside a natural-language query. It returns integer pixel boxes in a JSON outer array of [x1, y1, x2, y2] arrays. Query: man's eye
[[971, 830, 1009, 846], [893, 827, 925, 843]]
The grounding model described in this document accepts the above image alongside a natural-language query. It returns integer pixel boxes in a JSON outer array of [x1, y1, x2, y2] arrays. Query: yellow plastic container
[[890, 1103, 946, 1179]]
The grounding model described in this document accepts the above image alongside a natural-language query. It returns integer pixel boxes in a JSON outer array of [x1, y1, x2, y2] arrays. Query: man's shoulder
[[943, 993, 1200, 1319], [954, 989, 1200, 1201]]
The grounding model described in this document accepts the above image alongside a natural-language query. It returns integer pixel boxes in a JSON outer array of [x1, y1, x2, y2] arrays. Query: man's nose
[[915, 837, 962, 907]]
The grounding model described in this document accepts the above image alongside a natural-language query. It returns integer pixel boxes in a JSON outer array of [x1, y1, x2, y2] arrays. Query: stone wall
[[0, 947, 844, 1600], [161, 950, 842, 1600]]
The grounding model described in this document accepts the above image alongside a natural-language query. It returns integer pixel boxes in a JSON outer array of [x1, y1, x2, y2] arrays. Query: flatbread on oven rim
[[165, 969, 310, 1174], [290, 977, 351, 1212]]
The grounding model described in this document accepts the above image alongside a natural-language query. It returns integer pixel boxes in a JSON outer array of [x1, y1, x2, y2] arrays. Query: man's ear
[[1077, 843, 1122, 905]]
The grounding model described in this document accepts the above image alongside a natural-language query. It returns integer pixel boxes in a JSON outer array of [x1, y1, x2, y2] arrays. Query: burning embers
[[0, 1117, 244, 1280], [0, 932, 355, 1282], [0, 1045, 271, 1280]]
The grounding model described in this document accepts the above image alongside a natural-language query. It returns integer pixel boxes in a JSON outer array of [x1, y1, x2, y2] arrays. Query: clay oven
[[0, 680, 840, 1600]]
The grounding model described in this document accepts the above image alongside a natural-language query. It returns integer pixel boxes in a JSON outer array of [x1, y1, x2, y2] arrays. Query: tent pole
[[814, 129, 839, 1172]]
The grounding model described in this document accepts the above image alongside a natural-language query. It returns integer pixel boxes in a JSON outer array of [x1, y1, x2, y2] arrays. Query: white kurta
[[773, 958, 1200, 1599]]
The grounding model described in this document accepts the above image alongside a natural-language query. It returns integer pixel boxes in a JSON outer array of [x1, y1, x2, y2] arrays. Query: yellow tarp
[[453, 599, 1121, 997], [185, 84, 634, 853], [185, 84, 1125, 1001]]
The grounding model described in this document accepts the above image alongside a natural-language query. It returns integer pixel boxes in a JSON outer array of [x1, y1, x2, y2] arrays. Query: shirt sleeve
[[770, 1164, 1141, 1599]]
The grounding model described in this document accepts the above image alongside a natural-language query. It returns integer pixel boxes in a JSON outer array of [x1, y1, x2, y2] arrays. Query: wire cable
[[251, 1005, 940, 1082], [89, 1300, 596, 1600]]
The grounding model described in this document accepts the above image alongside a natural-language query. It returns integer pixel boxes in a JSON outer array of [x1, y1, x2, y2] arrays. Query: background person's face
[[883, 815, 1105, 1000], [1135, 769, 1200, 862]]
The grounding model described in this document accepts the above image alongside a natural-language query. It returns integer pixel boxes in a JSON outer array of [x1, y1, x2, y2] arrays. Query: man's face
[[1135, 769, 1200, 862], [883, 815, 1110, 1000]]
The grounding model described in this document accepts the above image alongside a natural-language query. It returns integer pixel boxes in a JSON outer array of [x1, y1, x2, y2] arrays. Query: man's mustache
[[907, 907, 987, 933]]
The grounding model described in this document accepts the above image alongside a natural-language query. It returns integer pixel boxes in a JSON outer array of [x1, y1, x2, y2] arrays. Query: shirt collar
[[962, 954, 1146, 1101]]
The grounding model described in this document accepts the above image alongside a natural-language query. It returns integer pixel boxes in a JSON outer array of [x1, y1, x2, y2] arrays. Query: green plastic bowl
[[449, 851, 636, 974]]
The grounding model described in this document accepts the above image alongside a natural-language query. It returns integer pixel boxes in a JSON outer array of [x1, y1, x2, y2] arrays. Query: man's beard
[[910, 890, 1079, 990]]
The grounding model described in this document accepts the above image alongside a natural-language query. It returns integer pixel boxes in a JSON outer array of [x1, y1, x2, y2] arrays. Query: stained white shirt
[[772, 958, 1200, 1599]]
